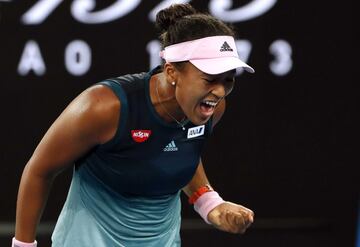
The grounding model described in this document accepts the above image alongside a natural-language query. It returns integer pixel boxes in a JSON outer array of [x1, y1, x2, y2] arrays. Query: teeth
[[203, 101, 217, 107]]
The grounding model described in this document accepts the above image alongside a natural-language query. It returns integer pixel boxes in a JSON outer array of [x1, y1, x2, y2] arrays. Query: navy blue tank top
[[76, 67, 213, 196]]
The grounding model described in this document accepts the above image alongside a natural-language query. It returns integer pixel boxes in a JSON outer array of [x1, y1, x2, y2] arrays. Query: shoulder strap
[[97, 79, 129, 149]]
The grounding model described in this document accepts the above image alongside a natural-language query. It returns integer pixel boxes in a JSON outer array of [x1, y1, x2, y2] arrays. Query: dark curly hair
[[155, 3, 235, 48]]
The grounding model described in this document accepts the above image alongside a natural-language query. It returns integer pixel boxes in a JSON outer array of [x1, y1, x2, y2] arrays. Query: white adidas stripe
[[163, 140, 178, 151]]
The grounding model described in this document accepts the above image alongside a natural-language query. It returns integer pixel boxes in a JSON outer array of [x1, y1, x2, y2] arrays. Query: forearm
[[15, 164, 55, 242], [183, 160, 254, 233], [183, 160, 210, 197]]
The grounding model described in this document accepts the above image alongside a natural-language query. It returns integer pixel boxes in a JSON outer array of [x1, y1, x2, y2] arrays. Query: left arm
[[183, 99, 254, 234]]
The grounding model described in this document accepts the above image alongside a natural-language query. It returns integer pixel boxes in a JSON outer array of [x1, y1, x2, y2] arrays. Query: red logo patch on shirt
[[131, 130, 152, 143]]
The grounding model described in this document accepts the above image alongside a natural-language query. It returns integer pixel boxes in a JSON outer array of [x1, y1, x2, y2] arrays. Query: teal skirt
[[51, 166, 181, 247]]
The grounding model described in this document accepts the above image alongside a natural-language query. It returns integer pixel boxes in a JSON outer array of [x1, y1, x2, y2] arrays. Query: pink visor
[[160, 36, 254, 75]]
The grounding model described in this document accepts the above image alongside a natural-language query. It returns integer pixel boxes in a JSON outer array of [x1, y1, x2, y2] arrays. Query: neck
[[150, 73, 186, 123]]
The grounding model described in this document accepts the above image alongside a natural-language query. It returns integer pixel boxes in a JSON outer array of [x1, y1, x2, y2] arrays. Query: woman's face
[[172, 62, 236, 125]]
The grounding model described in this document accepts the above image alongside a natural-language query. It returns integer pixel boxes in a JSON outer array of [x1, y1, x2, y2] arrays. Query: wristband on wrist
[[194, 191, 224, 224], [12, 237, 37, 247], [188, 184, 213, 204]]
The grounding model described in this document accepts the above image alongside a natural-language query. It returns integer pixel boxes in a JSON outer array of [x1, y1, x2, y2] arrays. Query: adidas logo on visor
[[220, 41, 233, 52]]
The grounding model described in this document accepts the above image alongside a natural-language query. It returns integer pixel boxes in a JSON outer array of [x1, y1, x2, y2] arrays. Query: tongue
[[200, 103, 214, 115]]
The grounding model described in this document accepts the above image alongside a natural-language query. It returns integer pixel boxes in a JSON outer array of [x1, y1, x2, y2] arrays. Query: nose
[[211, 83, 225, 98], [211, 82, 229, 98]]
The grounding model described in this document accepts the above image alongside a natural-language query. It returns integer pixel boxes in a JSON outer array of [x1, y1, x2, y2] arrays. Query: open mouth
[[199, 99, 219, 117]]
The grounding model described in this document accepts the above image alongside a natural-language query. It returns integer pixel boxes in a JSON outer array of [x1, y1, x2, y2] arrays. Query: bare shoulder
[[64, 84, 121, 144], [25, 84, 122, 174], [79, 84, 120, 114]]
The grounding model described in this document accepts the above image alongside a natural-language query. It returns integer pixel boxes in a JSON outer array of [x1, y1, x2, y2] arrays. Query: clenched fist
[[207, 202, 254, 234]]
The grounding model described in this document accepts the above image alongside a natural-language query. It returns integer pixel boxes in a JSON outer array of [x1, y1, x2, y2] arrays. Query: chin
[[190, 116, 211, 126]]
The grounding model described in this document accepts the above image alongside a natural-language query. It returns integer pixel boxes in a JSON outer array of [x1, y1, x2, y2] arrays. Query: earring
[[171, 81, 176, 86]]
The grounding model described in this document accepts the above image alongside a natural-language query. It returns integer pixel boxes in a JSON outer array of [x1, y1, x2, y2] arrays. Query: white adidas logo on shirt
[[163, 140, 178, 152]]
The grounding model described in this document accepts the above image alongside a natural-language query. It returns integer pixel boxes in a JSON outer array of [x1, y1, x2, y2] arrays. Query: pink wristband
[[194, 191, 224, 224], [12, 237, 37, 247]]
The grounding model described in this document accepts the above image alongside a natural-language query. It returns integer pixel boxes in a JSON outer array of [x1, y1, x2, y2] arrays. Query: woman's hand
[[207, 201, 254, 234]]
